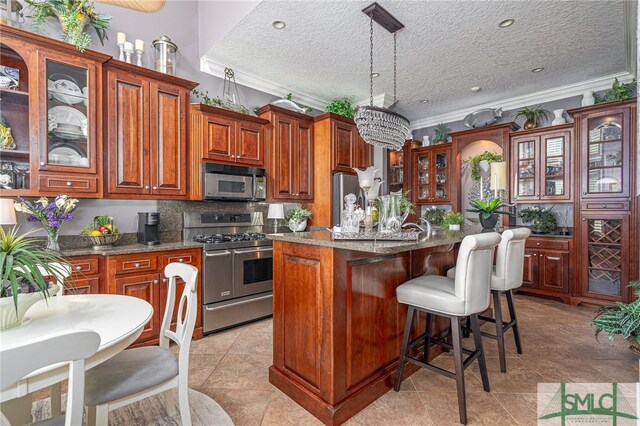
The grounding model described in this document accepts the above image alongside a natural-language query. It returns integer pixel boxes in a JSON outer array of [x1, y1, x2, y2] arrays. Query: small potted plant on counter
[[422, 206, 445, 227], [0, 226, 69, 330], [441, 211, 464, 231], [466, 197, 512, 230], [518, 206, 558, 234], [591, 280, 640, 354], [285, 206, 312, 232]]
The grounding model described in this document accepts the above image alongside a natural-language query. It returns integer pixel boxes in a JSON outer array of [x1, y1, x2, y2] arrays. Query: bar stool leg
[[451, 316, 467, 425], [424, 313, 433, 362], [469, 314, 490, 392], [505, 290, 523, 354], [492, 290, 507, 373], [395, 306, 415, 392]]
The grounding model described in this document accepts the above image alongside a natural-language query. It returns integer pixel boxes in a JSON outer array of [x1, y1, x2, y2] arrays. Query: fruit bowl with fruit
[[81, 215, 120, 249]]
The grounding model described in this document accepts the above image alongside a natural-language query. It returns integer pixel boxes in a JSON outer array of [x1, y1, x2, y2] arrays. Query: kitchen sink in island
[[267, 228, 478, 425]]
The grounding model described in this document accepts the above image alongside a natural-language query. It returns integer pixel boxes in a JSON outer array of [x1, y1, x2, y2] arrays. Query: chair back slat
[[160, 263, 198, 360]]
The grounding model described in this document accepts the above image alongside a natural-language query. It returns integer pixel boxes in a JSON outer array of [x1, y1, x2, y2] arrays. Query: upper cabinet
[[510, 124, 573, 203], [322, 113, 372, 174], [412, 145, 451, 204], [191, 104, 268, 167], [258, 104, 314, 202], [569, 101, 635, 200], [104, 61, 196, 199], [0, 25, 110, 197]]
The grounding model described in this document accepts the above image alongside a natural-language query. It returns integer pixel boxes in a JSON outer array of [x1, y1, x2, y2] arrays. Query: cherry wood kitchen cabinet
[[510, 124, 573, 203], [316, 113, 372, 174], [102, 248, 203, 345], [0, 25, 110, 198], [518, 237, 572, 303], [105, 61, 196, 199], [258, 104, 314, 202], [66, 255, 103, 294], [412, 145, 451, 205]]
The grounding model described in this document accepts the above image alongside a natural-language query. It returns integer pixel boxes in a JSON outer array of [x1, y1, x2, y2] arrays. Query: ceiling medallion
[[354, 2, 410, 152]]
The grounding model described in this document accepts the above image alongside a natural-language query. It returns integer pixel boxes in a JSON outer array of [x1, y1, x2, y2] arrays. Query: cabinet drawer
[[115, 254, 158, 274], [68, 256, 100, 275], [66, 276, 101, 295], [580, 201, 629, 211], [162, 252, 197, 268], [526, 238, 570, 251], [39, 174, 98, 193]]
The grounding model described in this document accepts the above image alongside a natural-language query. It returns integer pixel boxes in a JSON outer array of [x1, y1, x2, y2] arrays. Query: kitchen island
[[267, 228, 478, 425]]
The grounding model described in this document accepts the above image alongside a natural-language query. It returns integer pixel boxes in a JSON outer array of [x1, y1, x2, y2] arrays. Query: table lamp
[[267, 204, 285, 233], [0, 198, 16, 226], [490, 162, 507, 198]]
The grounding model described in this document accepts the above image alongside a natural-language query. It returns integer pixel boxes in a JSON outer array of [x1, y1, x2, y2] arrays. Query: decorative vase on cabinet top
[[582, 91, 595, 106], [551, 109, 567, 125]]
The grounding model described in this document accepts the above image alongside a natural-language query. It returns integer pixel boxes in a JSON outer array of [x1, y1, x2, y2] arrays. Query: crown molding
[[409, 72, 635, 130], [356, 93, 393, 108], [200, 57, 330, 111], [625, 0, 638, 77]]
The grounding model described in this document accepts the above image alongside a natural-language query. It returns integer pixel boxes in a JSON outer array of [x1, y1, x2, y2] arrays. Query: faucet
[[402, 219, 432, 239]]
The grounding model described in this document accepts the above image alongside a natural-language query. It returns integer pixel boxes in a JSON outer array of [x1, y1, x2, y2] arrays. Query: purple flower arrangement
[[14, 195, 79, 250]]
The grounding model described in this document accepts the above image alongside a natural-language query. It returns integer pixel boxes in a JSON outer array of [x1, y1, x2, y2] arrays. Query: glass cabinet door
[[434, 150, 448, 201], [581, 111, 629, 199], [513, 137, 538, 201], [388, 149, 404, 193], [42, 55, 96, 172], [541, 131, 571, 200], [416, 152, 430, 202]]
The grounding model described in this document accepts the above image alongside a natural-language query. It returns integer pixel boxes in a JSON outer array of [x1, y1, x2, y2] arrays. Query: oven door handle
[[233, 247, 273, 254], [205, 250, 233, 257], [204, 293, 273, 310]]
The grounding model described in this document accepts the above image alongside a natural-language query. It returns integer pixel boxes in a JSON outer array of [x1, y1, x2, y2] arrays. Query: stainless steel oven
[[233, 247, 273, 297], [203, 163, 266, 201]]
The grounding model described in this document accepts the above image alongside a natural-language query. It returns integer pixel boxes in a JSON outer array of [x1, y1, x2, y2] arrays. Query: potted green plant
[[593, 78, 637, 104], [441, 211, 464, 231], [434, 123, 451, 144], [26, 0, 111, 52], [466, 197, 512, 230], [518, 206, 558, 234], [325, 98, 355, 119], [285, 206, 312, 232], [422, 207, 445, 226], [0, 226, 70, 330], [514, 105, 550, 129], [591, 280, 640, 354], [463, 151, 503, 181]]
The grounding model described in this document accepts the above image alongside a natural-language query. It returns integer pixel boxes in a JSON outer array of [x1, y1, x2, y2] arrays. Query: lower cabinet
[[68, 248, 202, 346], [519, 237, 571, 302]]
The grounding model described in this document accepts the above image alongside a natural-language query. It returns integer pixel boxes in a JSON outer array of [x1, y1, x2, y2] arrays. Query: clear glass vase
[[45, 227, 60, 251]]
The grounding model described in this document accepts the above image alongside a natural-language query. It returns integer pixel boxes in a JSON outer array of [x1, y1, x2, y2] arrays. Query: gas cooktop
[[194, 232, 267, 244]]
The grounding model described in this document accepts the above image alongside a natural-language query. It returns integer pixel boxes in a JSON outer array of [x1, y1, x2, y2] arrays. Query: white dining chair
[[85, 263, 199, 426], [0, 330, 100, 426]]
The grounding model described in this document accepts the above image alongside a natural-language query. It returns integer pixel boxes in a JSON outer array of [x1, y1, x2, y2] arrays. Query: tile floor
[[191, 295, 639, 426]]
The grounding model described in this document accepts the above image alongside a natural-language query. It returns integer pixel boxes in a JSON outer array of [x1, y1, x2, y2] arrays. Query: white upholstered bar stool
[[84, 263, 198, 426], [447, 228, 531, 373], [395, 233, 501, 425]]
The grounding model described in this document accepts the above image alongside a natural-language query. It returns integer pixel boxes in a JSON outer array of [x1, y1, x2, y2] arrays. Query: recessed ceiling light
[[371, 72, 380, 78], [272, 20, 286, 29], [470, 86, 482, 92], [419, 99, 429, 103], [498, 19, 515, 28], [531, 67, 544, 73]]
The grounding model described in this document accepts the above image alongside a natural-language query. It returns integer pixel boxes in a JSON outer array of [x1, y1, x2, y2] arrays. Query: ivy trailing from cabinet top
[[463, 151, 503, 181]]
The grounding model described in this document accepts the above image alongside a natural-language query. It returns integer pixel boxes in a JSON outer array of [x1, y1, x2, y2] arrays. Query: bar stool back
[[395, 232, 501, 425]]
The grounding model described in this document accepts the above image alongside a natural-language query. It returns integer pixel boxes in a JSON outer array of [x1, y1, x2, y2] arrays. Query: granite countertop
[[267, 228, 480, 254], [61, 241, 204, 257]]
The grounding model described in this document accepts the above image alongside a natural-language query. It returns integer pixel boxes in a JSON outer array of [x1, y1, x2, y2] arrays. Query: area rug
[[32, 388, 234, 425]]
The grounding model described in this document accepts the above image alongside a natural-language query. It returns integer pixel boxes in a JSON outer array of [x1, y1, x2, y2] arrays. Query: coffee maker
[[138, 212, 160, 245]]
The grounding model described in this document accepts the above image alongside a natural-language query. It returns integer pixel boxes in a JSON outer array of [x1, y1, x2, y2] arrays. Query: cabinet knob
[[40, 162, 46, 166], [153, 186, 158, 190], [135, 263, 140, 268], [582, 218, 586, 221], [178, 258, 184, 263], [534, 253, 537, 257], [583, 192, 587, 195], [536, 242, 540, 246], [153, 279, 158, 284], [602, 205, 607, 208], [75, 266, 82, 271], [145, 185, 150, 190], [66, 181, 72, 187], [162, 278, 168, 283]]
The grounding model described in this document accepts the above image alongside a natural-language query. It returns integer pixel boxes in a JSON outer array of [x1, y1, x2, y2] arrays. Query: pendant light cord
[[369, 14, 374, 107], [393, 32, 397, 104]]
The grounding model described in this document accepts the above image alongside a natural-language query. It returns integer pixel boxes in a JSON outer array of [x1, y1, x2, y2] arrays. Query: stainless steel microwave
[[203, 163, 266, 201]]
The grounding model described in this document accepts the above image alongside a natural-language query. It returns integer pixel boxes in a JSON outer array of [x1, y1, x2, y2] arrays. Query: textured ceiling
[[203, 0, 628, 121]]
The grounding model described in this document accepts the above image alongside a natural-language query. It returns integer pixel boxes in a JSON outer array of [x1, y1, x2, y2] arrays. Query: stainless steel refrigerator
[[332, 173, 364, 227]]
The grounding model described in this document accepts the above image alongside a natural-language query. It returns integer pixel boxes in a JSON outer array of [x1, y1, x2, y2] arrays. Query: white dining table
[[0, 294, 153, 424]]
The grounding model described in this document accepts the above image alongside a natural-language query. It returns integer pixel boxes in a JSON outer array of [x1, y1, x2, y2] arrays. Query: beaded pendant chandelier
[[354, 3, 410, 152]]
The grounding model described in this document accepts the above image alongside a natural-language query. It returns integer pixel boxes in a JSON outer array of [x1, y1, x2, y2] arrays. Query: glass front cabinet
[[412, 145, 450, 205], [0, 26, 109, 197], [510, 125, 572, 203]]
